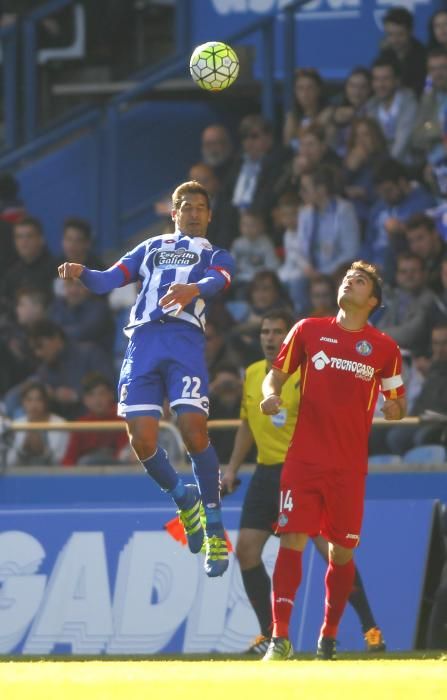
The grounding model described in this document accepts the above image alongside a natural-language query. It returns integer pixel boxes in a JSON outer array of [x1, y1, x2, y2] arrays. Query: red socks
[[271, 547, 302, 638], [320, 558, 355, 639]]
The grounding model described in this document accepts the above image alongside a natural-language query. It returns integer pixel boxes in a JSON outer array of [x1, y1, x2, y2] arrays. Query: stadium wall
[[0, 472, 443, 656]]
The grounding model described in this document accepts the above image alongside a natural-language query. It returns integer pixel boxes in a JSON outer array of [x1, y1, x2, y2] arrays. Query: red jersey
[[273, 317, 405, 472], [62, 407, 128, 466]]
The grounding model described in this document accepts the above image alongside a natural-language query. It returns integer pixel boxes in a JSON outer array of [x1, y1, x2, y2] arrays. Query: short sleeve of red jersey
[[379, 341, 406, 400], [273, 320, 306, 375]]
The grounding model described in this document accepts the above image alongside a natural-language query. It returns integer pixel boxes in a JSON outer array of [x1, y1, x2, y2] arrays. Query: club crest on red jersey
[[356, 340, 372, 356]]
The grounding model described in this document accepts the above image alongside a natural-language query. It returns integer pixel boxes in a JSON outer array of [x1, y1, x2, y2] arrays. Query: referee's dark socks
[[241, 564, 272, 638], [348, 567, 377, 633]]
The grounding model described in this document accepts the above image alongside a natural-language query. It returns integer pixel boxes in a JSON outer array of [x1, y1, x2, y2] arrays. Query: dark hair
[[292, 68, 326, 121], [14, 216, 43, 236], [28, 319, 65, 342], [372, 53, 401, 78], [300, 123, 326, 145], [406, 213, 437, 233], [278, 191, 301, 208], [19, 380, 50, 404], [310, 274, 337, 294], [428, 11, 447, 50], [239, 114, 273, 138], [396, 251, 424, 269], [427, 46, 447, 62], [346, 116, 388, 156], [171, 180, 210, 210], [309, 164, 340, 196], [383, 7, 413, 31], [63, 217, 92, 241], [374, 158, 408, 185], [15, 287, 49, 306], [348, 260, 383, 311], [81, 372, 114, 395], [248, 270, 284, 298], [261, 308, 296, 331]]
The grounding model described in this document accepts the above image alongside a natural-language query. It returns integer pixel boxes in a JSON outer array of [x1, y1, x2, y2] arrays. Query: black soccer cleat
[[316, 635, 337, 660]]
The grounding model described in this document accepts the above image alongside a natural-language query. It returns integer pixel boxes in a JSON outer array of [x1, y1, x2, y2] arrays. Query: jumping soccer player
[[222, 308, 387, 655], [260, 261, 406, 660], [58, 180, 234, 577]]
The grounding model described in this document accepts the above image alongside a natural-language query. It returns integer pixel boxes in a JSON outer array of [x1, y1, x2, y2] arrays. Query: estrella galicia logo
[[356, 340, 372, 356], [154, 248, 199, 269]]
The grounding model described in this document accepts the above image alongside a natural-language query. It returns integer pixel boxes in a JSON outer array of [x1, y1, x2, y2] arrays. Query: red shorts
[[277, 460, 366, 549]]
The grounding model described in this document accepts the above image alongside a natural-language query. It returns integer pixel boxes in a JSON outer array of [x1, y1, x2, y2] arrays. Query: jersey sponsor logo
[[154, 248, 199, 268], [312, 349, 374, 381], [345, 533, 359, 541], [312, 350, 331, 370], [356, 340, 373, 356], [320, 336, 338, 344]]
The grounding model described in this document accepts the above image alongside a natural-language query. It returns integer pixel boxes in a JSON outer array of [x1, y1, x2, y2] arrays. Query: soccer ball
[[189, 41, 239, 92]]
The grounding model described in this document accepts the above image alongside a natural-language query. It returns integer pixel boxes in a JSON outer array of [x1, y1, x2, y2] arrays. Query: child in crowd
[[230, 209, 279, 298], [62, 373, 128, 466]]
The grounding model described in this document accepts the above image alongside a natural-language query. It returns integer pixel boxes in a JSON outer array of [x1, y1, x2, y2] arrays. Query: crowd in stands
[[1, 6, 447, 467]]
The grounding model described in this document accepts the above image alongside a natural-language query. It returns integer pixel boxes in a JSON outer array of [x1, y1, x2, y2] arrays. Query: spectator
[[428, 9, 447, 52], [277, 192, 303, 310], [205, 320, 241, 380], [325, 67, 372, 158], [304, 274, 338, 318], [411, 48, 447, 169], [366, 55, 418, 165], [290, 124, 341, 183], [293, 165, 360, 312], [5, 319, 114, 419], [343, 116, 389, 226], [219, 114, 292, 244], [432, 257, 447, 326], [49, 277, 115, 351], [62, 373, 128, 466], [201, 123, 235, 182], [208, 365, 244, 464], [386, 324, 447, 455], [54, 217, 104, 296], [6, 380, 68, 467], [405, 213, 447, 293], [361, 159, 436, 279], [229, 271, 293, 366], [230, 209, 279, 296], [0, 217, 56, 304], [283, 68, 328, 152], [376, 252, 436, 356], [4, 288, 49, 382], [0, 172, 25, 224], [379, 6, 427, 96]]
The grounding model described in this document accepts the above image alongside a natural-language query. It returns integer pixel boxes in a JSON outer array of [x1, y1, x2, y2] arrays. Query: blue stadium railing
[[0, 0, 313, 247]]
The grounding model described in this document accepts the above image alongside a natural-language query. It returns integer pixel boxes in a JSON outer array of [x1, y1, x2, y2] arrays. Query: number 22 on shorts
[[280, 489, 294, 512]]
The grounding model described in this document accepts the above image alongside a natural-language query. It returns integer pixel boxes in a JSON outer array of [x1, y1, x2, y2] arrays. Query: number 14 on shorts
[[280, 489, 294, 512]]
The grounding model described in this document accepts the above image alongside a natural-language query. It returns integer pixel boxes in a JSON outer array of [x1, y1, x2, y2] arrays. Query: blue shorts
[[117, 320, 210, 419]]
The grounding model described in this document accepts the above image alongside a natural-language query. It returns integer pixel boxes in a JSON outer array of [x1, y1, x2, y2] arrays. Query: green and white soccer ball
[[189, 41, 239, 92]]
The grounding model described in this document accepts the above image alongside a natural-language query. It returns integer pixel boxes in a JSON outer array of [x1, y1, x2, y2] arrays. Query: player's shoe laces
[[316, 636, 337, 660], [177, 485, 204, 554], [262, 637, 293, 661], [364, 627, 386, 652], [244, 635, 270, 656], [203, 532, 229, 577]]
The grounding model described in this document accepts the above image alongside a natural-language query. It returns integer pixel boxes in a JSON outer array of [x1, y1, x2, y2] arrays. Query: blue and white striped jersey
[[112, 232, 234, 336]]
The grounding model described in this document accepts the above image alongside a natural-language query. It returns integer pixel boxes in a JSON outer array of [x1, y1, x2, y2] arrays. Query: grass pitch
[[1, 655, 446, 700]]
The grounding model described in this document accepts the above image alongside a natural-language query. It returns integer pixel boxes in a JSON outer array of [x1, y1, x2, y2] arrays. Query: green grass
[[1, 656, 446, 700]]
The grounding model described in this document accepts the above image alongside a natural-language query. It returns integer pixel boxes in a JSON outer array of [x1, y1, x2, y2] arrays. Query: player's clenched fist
[[58, 262, 84, 279], [260, 394, 282, 415]]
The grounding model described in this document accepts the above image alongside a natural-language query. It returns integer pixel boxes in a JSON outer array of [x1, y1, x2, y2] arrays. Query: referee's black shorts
[[239, 463, 283, 532]]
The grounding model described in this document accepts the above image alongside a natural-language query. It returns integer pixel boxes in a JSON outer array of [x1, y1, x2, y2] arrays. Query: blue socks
[[142, 447, 188, 508], [190, 444, 223, 533]]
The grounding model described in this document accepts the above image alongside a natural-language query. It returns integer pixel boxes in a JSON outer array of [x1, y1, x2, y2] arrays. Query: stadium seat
[[403, 444, 447, 465], [368, 454, 402, 465]]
